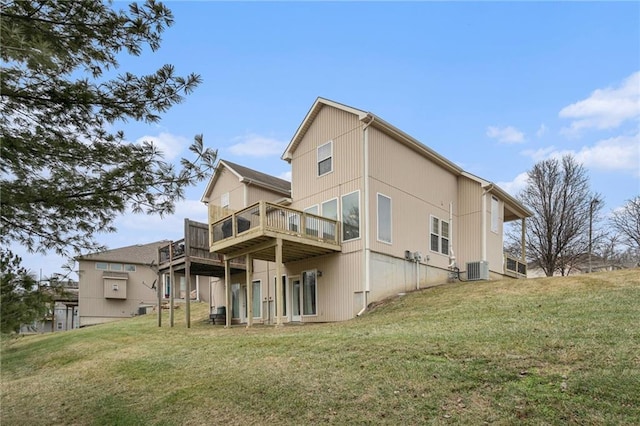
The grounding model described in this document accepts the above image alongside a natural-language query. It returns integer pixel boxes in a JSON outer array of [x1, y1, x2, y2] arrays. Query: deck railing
[[159, 239, 186, 263], [211, 201, 340, 246], [505, 254, 527, 278]]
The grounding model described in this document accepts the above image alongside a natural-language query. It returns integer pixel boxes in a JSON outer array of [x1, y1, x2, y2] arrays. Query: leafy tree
[[1, 0, 217, 257], [517, 154, 601, 276], [611, 196, 640, 254], [0, 249, 53, 334]]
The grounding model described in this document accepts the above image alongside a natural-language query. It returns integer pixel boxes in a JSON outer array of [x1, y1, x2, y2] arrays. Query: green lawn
[[2, 269, 639, 425]]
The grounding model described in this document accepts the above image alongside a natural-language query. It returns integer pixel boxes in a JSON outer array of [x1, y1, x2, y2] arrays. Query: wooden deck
[[158, 220, 245, 276], [210, 201, 342, 262]]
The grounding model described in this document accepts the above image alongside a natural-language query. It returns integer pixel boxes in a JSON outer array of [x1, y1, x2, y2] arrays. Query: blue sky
[[19, 1, 640, 278]]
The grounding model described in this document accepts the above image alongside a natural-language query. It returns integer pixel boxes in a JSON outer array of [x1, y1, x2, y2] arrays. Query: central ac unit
[[466, 261, 489, 281]]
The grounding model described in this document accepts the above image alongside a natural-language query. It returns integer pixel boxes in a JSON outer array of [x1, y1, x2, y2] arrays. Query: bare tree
[[611, 196, 640, 253], [518, 154, 601, 277]]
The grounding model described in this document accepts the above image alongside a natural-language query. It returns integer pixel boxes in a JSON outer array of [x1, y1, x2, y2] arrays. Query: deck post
[[521, 218, 526, 262], [259, 201, 266, 231], [246, 254, 253, 328], [275, 237, 283, 326], [169, 242, 174, 327], [185, 259, 191, 329], [157, 248, 162, 327], [224, 257, 231, 328]]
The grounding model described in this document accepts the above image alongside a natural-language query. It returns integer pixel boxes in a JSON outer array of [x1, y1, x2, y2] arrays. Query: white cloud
[[486, 126, 525, 144], [279, 171, 292, 182], [228, 133, 287, 157], [536, 124, 547, 138], [522, 133, 640, 175], [559, 71, 640, 135], [136, 132, 190, 161], [566, 134, 640, 173], [521, 146, 558, 162], [115, 199, 208, 237], [497, 172, 529, 197]]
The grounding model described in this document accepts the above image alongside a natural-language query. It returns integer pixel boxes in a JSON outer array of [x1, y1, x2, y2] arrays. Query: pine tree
[[1, 0, 217, 256]]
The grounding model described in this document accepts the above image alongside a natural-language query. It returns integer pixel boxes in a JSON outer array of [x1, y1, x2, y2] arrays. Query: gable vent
[[466, 261, 489, 281]]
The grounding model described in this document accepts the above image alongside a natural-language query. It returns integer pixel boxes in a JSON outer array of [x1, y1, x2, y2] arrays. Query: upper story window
[[491, 196, 499, 233], [317, 141, 333, 176], [342, 191, 360, 241], [221, 192, 230, 209], [430, 215, 449, 256], [377, 193, 392, 244]]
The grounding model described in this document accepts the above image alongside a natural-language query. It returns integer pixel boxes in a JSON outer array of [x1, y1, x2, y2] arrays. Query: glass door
[[291, 277, 301, 322]]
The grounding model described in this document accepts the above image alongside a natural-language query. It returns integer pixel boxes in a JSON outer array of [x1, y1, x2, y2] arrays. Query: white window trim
[[377, 193, 392, 244], [429, 215, 449, 256], [317, 141, 333, 177], [342, 190, 361, 242], [321, 198, 338, 219]]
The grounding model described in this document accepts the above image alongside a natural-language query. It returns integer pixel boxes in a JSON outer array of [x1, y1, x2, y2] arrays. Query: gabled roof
[[200, 159, 291, 203], [282, 97, 531, 220], [77, 240, 169, 265], [281, 97, 462, 175]]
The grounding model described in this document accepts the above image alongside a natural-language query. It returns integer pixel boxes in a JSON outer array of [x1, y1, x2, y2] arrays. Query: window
[[430, 215, 450, 255], [109, 263, 123, 271], [377, 193, 392, 243], [274, 275, 287, 316], [164, 275, 171, 298], [317, 141, 333, 176], [302, 270, 317, 315], [96, 262, 108, 270], [304, 205, 319, 237], [221, 192, 230, 209], [252, 280, 261, 319], [321, 198, 338, 240], [231, 283, 240, 319], [491, 196, 499, 233], [124, 264, 136, 272], [342, 191, 360, 241]]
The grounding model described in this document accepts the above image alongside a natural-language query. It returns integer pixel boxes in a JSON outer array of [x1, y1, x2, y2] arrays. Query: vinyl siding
[[368, 126, 457, 271], [290, 105, 365, 253], [208, 168, 245, 209], [456, 175, 483, 266], [78, 260, 158, 326]]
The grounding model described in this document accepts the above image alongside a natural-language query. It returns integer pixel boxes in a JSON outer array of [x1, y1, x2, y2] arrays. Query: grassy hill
[[2, 269, 639, 425]]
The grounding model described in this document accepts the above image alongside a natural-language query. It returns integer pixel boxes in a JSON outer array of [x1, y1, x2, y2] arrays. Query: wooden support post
[[157, 272, 162, 328], [169, 242, 174, 328], [521, 218, 526, 262], [224, 258, 231, 328], [185, 259, 191, 329], [275, 238, 283, 327], [246, 254, 253, 328]]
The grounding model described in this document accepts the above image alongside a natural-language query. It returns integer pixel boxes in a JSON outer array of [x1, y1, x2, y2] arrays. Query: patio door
[[272, 275, 288, 322], [291, 277, 301, 322]]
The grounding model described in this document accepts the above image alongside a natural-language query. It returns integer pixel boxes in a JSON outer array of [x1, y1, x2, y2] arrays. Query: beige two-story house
[[205, 98, 531, 326]]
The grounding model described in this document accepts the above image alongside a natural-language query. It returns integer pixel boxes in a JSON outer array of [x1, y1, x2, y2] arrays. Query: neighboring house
[[203, 98, 531, 326], [78, 241, 211, 326], [19, 280, 79, 333]]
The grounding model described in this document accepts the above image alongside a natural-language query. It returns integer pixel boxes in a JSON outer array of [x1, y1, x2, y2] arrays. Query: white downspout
[[196, 275, 200, 302], [358, 115, 374, 316]]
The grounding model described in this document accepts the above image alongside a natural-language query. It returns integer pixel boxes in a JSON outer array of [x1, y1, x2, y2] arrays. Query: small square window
[[124, 264, 136, 272], [96, 262, 108, 270], [109, 263, 123, 271]]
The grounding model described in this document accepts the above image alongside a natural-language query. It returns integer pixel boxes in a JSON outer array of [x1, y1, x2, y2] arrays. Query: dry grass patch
[[2, 269, 639, 425]]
